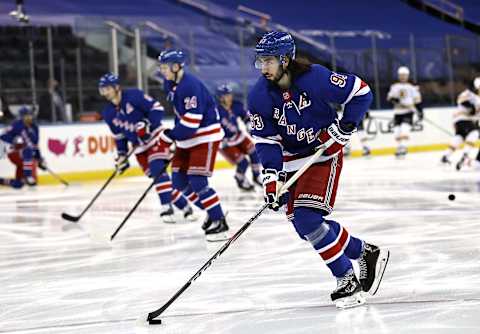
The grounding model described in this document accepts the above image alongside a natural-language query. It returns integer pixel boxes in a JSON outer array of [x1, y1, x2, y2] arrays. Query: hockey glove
[[136, 119, 151, 145], [317, 119, 354, 156], [389, 97, 400, 105], [115, 154, 130, 175], [262, 169, 289, 211]]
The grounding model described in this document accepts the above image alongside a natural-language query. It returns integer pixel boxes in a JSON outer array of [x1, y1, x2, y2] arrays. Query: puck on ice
[[448, 194, 455, 201]]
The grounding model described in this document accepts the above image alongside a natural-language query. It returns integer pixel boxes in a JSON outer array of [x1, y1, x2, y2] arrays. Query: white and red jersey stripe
[[180, 112, 203, 129], [176, 123, 224, 149]]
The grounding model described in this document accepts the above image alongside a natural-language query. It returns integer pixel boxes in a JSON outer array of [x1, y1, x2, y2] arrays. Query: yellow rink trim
[[36, 142, 462, 185]]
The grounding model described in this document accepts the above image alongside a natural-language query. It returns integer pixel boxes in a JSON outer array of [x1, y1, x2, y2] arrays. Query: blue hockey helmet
[[98, 72, 119, 88], [158, 49, 186, 66], [216, 83, 233, 97], [18, 105, 33, 117], [255, 31, 296, 66]]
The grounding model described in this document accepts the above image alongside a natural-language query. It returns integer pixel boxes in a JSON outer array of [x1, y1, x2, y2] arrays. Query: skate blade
[[368, 249, 390, 296], [335, 292, 366, 309], [184, 214, 198, 223], [161, 215, 176, 224], [205, 232, 230, 242]]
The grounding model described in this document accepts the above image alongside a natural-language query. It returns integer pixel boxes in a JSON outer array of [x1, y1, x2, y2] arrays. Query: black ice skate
[[160, 205, 175, 224], [395, 146, 407, 158], [204, 217, 229, 242], [362, 147, 371, 157], [235, 175, 254, 191], [331, 270, 365, 309], [183, 205, 197, 222], [441, 155, 451, 165], [358, 243, 390, 295], [252, 173, 262, 187]]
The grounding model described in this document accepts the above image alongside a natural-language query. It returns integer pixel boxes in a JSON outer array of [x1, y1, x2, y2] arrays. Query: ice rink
[[1, 151, 480, 334]]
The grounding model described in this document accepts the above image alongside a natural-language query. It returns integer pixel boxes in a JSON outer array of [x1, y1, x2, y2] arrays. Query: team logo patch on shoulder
[[330, 73, 348, 88]]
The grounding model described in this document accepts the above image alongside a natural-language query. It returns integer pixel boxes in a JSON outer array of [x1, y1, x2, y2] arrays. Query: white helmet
[[474, 77, 480, 91], [398, 66, 410, 76]]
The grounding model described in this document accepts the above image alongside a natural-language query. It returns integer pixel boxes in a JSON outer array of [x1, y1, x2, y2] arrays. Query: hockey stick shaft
[[110, 179, 156, 241], [61, 149, 135, 222], [147, 139, 334, 322], [422, 116, 453, 136], [46, 167, 69, 186]]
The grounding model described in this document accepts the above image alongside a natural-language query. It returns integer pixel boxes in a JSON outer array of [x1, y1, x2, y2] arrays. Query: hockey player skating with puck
[[216, 83, 262, 191], [248, 31, 389, 308], [99, 73, 195, 223], [387, 66, 423, 157], [0, 106, 47, 188], [157, 50, 229, 242], [441, 77, 480, 170]]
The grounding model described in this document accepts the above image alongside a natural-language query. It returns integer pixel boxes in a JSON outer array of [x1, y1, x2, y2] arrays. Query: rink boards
[[0, 107, 471, 184]]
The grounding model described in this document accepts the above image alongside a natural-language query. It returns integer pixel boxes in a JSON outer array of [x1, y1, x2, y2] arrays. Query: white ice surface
[[1, 152, 480, 333]]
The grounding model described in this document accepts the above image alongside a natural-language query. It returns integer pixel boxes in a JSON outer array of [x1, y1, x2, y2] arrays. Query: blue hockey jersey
[[102, 88, 165, 155], [0, 119, 41, 157], [217, 100, 249, 147], [163, 72, 224, 148], [248, 64, 372, 172]]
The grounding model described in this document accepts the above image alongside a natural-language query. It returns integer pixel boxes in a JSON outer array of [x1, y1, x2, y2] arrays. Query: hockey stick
[[110, 179, 156, 241], [110, 160, 171, 241], [45, 167, 69, 186], [146, 138, 335, 325], [61, 149, 135, 223], [422, 116, 453, 136]]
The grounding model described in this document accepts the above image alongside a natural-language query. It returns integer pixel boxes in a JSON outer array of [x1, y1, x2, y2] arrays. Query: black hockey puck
[[448, 194, 456, 201], [148, 319, 162, 325]]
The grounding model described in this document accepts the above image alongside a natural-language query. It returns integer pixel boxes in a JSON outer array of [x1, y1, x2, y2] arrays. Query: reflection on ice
[[0, 152, 479, 333]]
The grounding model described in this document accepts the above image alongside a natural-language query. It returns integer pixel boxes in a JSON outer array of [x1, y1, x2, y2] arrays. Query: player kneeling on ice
[[0, 106, 47, 188], [249, 31, 390, 308], [387, 66, 423, 158], [99, 73, 195, 223], [441, 77, 480, 170], [157, 50, 229, 242], [216, 83, 262, 191]]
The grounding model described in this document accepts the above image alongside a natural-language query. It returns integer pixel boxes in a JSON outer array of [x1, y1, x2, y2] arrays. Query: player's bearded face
[[256, 56, 283, 81], [99, 86, 119, 102]]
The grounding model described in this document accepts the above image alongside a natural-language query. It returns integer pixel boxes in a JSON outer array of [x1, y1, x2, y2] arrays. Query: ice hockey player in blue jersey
[[249, 31, 390, 308], [0, 106, 47, 188], [216, 83, 261, 191], [157, 49, 229, 242], [99, 73, 194, 223]]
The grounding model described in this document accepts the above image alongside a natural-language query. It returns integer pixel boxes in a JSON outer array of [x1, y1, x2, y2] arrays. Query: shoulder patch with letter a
[[298, 92, 312, 110]]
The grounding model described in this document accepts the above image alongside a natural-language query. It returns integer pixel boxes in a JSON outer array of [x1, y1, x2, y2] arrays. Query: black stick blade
[[148, 318, 162, 325], [61, 212, 80, 222]]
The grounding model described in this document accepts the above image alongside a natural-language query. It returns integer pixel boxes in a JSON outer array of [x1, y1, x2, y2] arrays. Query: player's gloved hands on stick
[[136, 119, 151, 145], [115, 154, 130, 175], [262, 168, 289, 211], [317, 119, 355, 156]]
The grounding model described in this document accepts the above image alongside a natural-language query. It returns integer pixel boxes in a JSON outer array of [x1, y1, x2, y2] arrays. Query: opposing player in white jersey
[[387, 66, 422, 157], [441, 77, 480, 170]]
